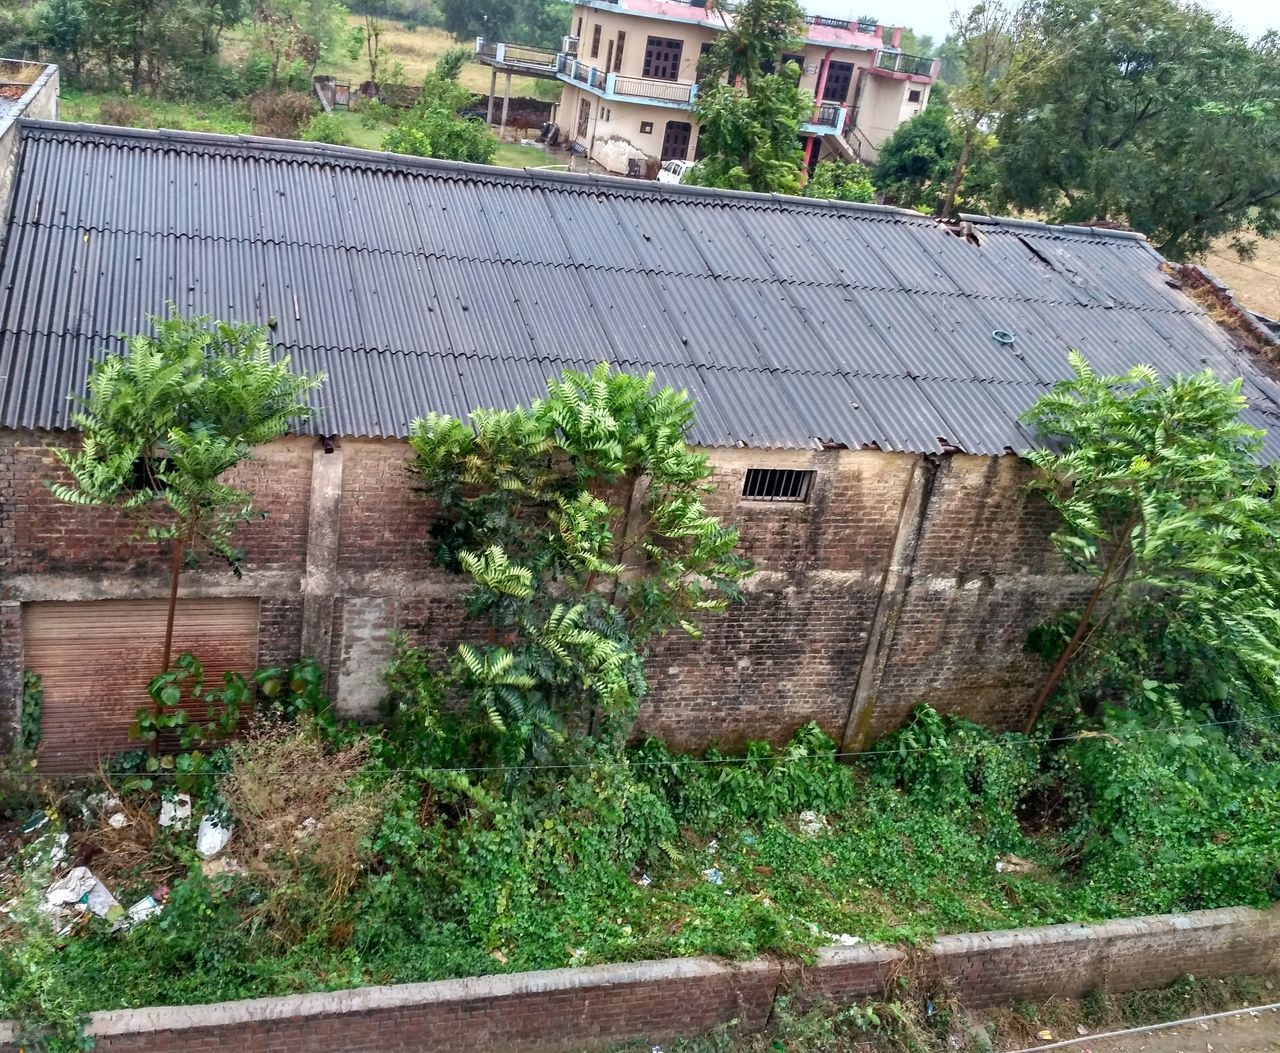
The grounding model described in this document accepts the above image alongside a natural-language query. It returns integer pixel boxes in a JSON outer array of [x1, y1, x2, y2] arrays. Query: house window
[[591, 24, 602, 59], [615, 31, 626, 72], [606, 40, 614, 72], [908, 88, 922, 103], [576, 16, 583, 38], [643, 36, 684, 80], [640, 121, 654, 133], [742, 468, 815, 502]]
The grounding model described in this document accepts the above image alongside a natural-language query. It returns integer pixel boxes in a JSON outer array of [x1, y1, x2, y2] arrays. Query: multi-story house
[[476, 0, 939, 177]]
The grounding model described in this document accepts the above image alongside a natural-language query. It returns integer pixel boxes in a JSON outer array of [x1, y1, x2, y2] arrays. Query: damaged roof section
[[0, 121, 1277, 455]]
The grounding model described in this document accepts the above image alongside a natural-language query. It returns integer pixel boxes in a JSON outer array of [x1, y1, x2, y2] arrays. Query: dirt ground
[[1056, 1005, 1280, 1053], [1204, 237, 1280, 319]]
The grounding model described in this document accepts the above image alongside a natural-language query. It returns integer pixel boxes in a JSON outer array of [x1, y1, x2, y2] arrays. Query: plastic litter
[[43, 866, 122, 922], [20, 812, 49, 834], [196, 815, 233, 859], [49, 832, 69, 867], [108, 812, 129, 829], [634, 872, 652, 887], [158, 793, 192, 828], [702, 867, 723, 886], [124, 896, 162, 927], [798, 810, 829, 836]]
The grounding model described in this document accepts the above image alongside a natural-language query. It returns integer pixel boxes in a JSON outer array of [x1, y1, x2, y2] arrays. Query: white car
[[657, 159, 693, 184]]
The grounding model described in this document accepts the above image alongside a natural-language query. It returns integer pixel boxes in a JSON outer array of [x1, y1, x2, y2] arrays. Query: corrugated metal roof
[[2, 120, 1278, 456]]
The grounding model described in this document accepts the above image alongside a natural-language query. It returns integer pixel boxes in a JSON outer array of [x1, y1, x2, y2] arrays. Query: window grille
[[742, 468, 814, 502]]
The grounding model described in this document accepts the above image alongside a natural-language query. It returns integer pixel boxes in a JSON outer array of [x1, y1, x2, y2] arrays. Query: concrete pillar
[[500, 71, 512, 134], [486, 67, 497, 125], [300, 438, 343, 688], [840, 456, 937, 751]]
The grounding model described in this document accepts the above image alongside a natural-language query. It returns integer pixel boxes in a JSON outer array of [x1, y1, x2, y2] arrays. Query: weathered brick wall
[[3, 908, 1275, 1053], [642, 448, 915, 750], [0, 429, 314, 744], [3, 430, 1084, 749], [866, 455, 1083, 738]]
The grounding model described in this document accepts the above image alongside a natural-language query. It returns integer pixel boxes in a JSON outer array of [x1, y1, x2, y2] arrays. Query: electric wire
[[1005, 1000, 1280, 1052], [4, 713, 1277, 782]]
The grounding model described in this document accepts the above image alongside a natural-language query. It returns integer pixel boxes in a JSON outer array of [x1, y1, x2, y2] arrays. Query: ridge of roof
[[20, 119, 1148, 245]]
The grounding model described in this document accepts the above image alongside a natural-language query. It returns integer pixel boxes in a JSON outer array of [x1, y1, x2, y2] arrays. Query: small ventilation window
[[742, 468, 815, 502]]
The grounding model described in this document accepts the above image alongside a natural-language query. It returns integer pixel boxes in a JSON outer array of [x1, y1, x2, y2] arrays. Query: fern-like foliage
[[51, 311, 324, 578], [1021, 353, 1280, 725], [406, 362, 751, 775]]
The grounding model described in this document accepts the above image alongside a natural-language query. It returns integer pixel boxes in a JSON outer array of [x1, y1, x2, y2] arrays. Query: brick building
[[1, 115, 1277, 770]]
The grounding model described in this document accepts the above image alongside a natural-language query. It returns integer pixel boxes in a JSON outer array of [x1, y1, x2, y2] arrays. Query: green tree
[[1020, 352, 1280, 732], [51, 314, 322, 675], [939, 0, 1026, 219], [405, 364, 750, 776], [700, 0, 804, 88], [438, 0, 569, 50], [873, 104, 954, 211], [252, 0, 348, 87], [994, 0, 1280, 258], [686, 0, 809, 195], [382, 48, 497, 163], [37, 0, 87, 79], [803, 159, 876, 203]]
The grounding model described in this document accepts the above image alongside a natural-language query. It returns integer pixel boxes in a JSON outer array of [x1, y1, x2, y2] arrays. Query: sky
[[804, 0, 1277, 44]]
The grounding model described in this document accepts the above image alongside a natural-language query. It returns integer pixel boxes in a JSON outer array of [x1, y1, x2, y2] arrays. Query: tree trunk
[[131, 32, 143, 94], [940, 125, 974, 221], [160, 518, 197, 673], [1022, 513, 1139, 734]]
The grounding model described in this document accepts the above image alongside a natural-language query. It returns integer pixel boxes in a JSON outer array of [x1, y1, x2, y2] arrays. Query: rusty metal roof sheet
[[2, 121, 1278, 456]]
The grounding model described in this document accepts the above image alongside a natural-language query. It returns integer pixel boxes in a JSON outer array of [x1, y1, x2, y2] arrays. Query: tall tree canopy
[[688, 0, 810, 194], [437, 0, 570, 50], [995, 0, 1280, 258]]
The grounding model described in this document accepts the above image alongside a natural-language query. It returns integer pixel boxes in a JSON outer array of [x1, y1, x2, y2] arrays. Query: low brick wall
[[2, 908, 1277, 1052]]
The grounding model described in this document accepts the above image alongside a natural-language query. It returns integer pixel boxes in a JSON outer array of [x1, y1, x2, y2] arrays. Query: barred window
[[742, 468, 814, 502]]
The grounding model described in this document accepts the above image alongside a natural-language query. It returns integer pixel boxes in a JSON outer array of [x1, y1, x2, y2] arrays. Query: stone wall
[[2, 908, 1276, 1053], [0, 429, 1077, 753]]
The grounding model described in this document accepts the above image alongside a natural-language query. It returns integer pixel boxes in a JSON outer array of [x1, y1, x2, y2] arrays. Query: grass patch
[[492, 141, 555, 169], [58, 89, 252, 135]]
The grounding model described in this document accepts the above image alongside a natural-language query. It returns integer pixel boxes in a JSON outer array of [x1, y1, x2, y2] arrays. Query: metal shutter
[[22, 598, 260, 774]]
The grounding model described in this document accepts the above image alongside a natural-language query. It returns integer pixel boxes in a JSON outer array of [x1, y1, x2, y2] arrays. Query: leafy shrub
[[248, 90, 317, 138], [300, 112, 352, 145], [636, 722, 855, 830], [872, 706, 1039, 852], [804, 160, 877, 203], [98, 97, 149, 127]]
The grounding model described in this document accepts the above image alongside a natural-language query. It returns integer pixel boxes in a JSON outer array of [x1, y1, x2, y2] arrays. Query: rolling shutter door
[[22, 598, 260, 774]]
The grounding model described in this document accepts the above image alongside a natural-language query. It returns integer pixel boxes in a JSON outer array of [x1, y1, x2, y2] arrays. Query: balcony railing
[[801, 102, 847, 135], [612, 74, 696, 104], [474, 39, 559, 70], [874, 50, 935, 76], [806, 14, 882, 36]]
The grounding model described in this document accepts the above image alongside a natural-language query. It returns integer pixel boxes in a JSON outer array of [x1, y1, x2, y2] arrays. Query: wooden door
[[823, 61, 855, 103], [23, 598, 260, 773], [661, 121, 693, 161]]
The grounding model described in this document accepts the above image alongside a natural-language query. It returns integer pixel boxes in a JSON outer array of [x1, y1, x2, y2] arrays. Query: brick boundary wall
[[2, 907, 1276, 1053]]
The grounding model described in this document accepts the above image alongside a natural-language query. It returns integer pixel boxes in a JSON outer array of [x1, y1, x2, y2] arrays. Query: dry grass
[[220, 724, 393, 941], [223, 19, 543, 96], [1205, 235, 1280, 319], [72, 787, 185, 895]]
